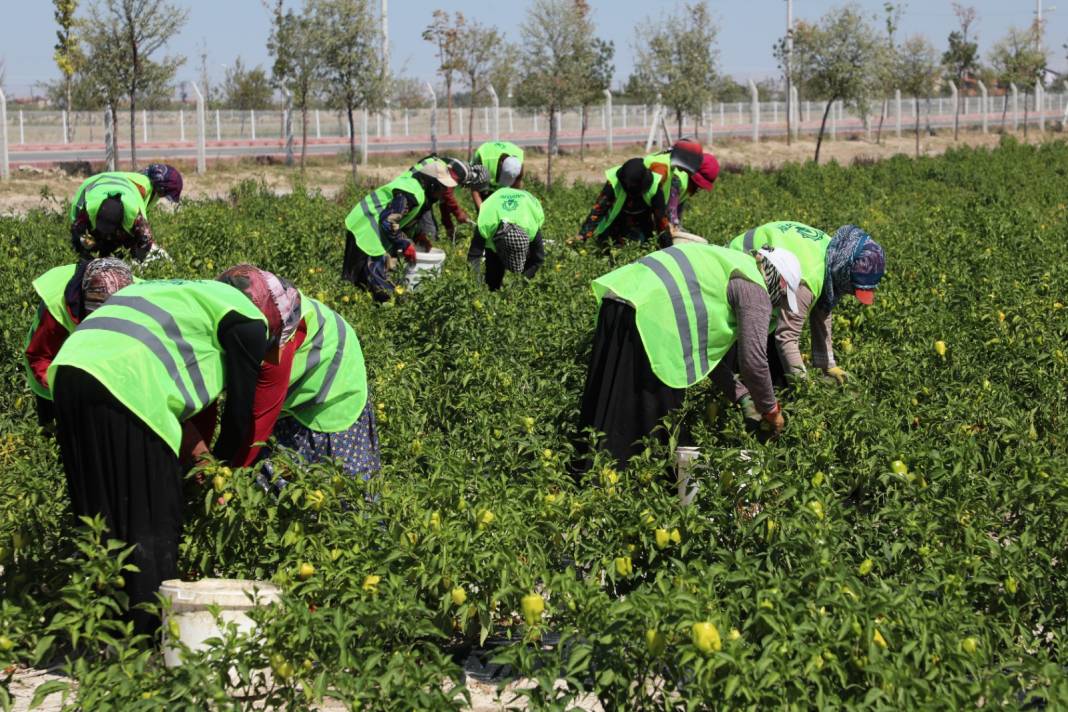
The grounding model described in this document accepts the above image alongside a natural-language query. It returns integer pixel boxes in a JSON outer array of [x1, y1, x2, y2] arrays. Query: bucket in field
[[159, 578, 280, 667], [405, 247, 447, 287], [672, 230, 708, 246], [676, 446, 702, 506]]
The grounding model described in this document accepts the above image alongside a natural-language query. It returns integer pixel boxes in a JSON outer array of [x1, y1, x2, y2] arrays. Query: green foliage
[[1, 142, 1067, 708]]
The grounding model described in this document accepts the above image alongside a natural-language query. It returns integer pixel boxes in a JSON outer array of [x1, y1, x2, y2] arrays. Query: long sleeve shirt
[[709, 277, 777, 413], [70, 211, 156, 262], [210, 312, 270, 463], [25, 308, 72, 391], [773, 284, 836, 372], [378, 190, 424, 254]]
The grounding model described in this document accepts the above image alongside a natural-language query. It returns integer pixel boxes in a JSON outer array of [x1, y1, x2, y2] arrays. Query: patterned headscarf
[[818, 225, 886, 312], [79, 258, 133, 315], [217, 264, 301, 349], [494, 222, 531, 273], [758, 253, 785, 308]]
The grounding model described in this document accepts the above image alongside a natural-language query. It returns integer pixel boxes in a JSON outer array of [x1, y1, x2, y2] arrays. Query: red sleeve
[[228, 323, 307, 467], [439, 187, 468, 228], [26, 308, 72, 390]]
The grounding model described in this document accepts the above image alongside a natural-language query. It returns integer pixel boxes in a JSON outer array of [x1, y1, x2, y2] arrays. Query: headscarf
[[494, 222, 531, 273], [618, 157, 653, 198], [818, 225, 886, 313], [74, 258, 133, 316], [216, 264, 301, 349], [144, 163, 184, 203], [758, 253, 785, 309]]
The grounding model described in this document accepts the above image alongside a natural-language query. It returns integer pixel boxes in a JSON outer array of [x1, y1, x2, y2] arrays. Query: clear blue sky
[[2, 1, 1064, 97]]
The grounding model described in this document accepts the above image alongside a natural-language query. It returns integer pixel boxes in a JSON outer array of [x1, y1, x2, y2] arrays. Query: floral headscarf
[[217, 264, 301, 348], [818, 225, 886, 312], [73, 257, 134, 316]]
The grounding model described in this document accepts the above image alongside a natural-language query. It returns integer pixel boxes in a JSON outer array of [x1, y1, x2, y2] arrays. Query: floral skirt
[[273, 399, 381, 480]]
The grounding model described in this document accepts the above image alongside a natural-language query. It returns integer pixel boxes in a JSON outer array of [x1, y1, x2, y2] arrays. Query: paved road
[[6, 111, 1060, 166]]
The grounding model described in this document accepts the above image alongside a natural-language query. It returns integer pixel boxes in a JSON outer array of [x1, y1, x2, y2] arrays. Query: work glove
[[142, 243, 172, 265], [821, 366, 850, 385], [402, 243, 417, 265], [760, 402, 785, 440]]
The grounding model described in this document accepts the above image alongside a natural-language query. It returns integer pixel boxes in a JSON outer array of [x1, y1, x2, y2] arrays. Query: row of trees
[[776, 2, 1052, 162]]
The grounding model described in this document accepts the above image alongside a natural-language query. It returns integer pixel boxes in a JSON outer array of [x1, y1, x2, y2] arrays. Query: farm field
[[0, 138, 1066, 709]]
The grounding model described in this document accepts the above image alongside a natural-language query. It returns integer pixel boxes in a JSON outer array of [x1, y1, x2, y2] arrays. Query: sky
[[1, 1, 1064, 98]]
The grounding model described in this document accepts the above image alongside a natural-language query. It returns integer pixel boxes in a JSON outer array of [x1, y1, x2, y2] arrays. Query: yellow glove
[[822, 366, 849, 385]]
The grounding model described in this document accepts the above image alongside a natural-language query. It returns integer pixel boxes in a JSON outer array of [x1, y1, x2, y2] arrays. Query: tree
[[445, 14, 502, 158], [53, 0, 84, 141], [515, 0, 594, 188], [897, 35, 939, 156], [221, 57, 273, 110], [943, 3, 979, 140], [576, 37, 614, 160], [990, 24, 1046, 137], [268, 3, 322, 171], [422, 10, 461, 135], [775, 3, 880, 164], [631, 2, 718, 138], [873, 2, 905, 144], [310, 0, 384, 181], [87, 0, 187, 168]]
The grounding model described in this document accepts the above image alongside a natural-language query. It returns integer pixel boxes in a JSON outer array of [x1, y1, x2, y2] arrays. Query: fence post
[[1008, 83, 1018, 131], [791, 86, 800, 138], [949, 81, 958, 137], [977, 81, 988, 134], [251, 109, 257, 140], [487, 84, 500, 140], [830, 99, 837, 140], [1036, 81, 1045, 131], [719, 102, 724, 126], [748, 79, 760, 143], [772, 100, 778, 125], [19, 110, 24, 144], [361, 108, 369, 165], [705, 102, 713, 145], [622, 104, 627, 129], [283, 88, 294, 165], [0, 89, 9, 181], [215, 110, 221, 141], [507, 86, 515, 134], [189, 82, 207, 175], [404, 110, 409, 136], [384, 100, 391, 138], [104, 106, 116, 171], [895, 90, 902, 138], [604, 89, 614, 152], [426, 82, 437, 154], [61, 110, 69, 144], [179, 109, 185, 141], [644, 95, 661, 151], [458, 107, 463, 135]]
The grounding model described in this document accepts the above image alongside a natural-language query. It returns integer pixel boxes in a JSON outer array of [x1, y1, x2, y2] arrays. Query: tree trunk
[[915, 97, 920, 157], [129, 94, 137, 169], [580, 105, 587, 161], [1001, 92, 1008, 129], [876, 98, 887, 145], [814, 98, 834, 164], [300, 105, 308, 173], [65, 81, 73, 142], [347, 106, 357, 183], [547, 106, 557, 190], [1023, 91, 1029, 139], [924, 97, 933, 136], [467, 80, 475, 160], [953, 80, 961, 141], [676, 109, 683, 142], [446, 75, 453, 134]]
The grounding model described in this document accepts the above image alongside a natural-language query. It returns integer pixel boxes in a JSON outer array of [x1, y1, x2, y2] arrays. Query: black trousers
[[578, 300, 687, 467], [53, 367, 184, 637], [341, 231, 394, 302]]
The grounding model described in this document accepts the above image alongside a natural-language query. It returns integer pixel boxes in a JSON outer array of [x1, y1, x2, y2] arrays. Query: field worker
[[221, 272, 379, 482], [469, 140, 525, 212], [468, 188, 546, 291], [667, 153, 719, 231], [578, 243, 801, 466], [402, 155, 487, 248], [69, 170, 176, 262], [576, 157, 669, 246], [729, 222, 886, 385], [48, 268, 299, 635], [23, 259, 134, 428], [341, 161, 459, 301]]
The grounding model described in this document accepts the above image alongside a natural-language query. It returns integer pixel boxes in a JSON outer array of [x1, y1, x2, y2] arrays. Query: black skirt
[[578, 299, 686, 467], [52, 366, 185, 637]]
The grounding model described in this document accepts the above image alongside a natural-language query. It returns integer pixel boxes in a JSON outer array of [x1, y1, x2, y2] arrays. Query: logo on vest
[[501, 196, 520, 212]]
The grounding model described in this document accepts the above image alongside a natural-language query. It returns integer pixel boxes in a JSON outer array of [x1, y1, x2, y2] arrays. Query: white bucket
[[405, 247, 447, 287], [672, 230, 708, 246], [159, 578, 280, 667], [676, 447, 702, 506]]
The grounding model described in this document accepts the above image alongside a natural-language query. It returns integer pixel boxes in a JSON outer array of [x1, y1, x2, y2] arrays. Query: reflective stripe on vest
[[344, 175, 426, 257], [638, 247, 710, 382], [731, 221, 830, 299], [595, 165, 663, 239]]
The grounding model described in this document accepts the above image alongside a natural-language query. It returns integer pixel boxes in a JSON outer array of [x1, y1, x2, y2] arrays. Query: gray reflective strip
[[662, 247, 710, 375], [78, 317, 198, 419], [313, 312, 347, 405], [638, 254, 698, 384], [359, 196, 382, 239], [743, 228, 756, 253], [287, 302, 327, 400], [107, 295, 211, 409]]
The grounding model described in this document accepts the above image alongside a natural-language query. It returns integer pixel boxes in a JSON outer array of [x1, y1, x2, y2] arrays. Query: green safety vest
[[729, 221, 830, 300], [23, 264, 79, 400], [405, 156, 446, 177], [69, 173, 147, 233], [592, 243, 766, 389], [594, 163, 664, 239], [101, 171, 156, 206], [284, 294, 368, 432], [474, 141, 524, 190], [476, 188, 545, 252], [644, 151, 693, 206], [343, 174, 427, 257], [48, 280, 267, 455]]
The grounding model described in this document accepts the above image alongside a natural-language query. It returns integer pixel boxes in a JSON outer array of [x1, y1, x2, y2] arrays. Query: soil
[[1, 128, 1056, 217]]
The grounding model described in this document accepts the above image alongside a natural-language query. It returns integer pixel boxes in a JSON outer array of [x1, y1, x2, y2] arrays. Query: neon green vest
[[474, 141, 524, 190], [69, 174, 147, 233], [476, 188, 545, 252], [592, 244, 766, 389], [644, 151, 695, 206], [284, 295, 368, 432], [729, 221, 830, 299], [23, 264, 79, 400], [102, 172, 155, 206], [343, 174, 427, 257], [405, 156, 445, 177], [48, 280, 267, 455], [594, 164, 663, 239]]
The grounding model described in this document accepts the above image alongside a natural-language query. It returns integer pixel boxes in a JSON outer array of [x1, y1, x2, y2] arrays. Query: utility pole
[[785, 0, 793, 145], [382, 0, 391, 137]]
